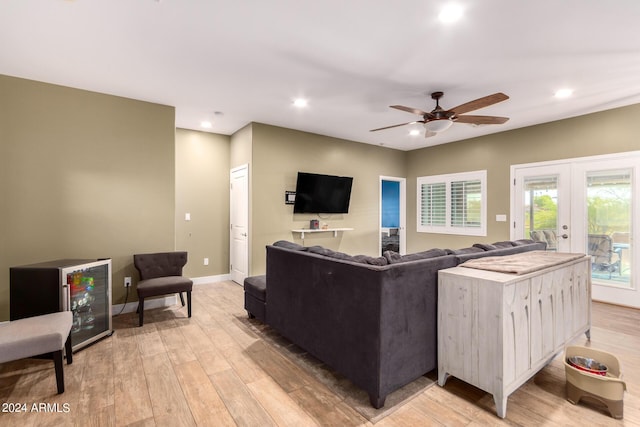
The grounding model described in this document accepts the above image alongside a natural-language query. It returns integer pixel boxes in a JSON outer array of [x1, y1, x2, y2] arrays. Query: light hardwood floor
[[1, 280, 638, 426]]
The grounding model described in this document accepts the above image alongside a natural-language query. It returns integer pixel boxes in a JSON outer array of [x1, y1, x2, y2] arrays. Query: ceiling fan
[[371, 91, 510, 138]]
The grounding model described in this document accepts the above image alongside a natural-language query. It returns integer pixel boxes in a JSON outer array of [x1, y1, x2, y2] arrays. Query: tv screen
[[293, 172, 353, 214]]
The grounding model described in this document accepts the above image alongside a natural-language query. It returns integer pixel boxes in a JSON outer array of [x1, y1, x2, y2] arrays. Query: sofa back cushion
[[383, 248, 448, 264], [455, 240, 547, 263], [273, 240, 306, 251], [307, 245, 387, 266]]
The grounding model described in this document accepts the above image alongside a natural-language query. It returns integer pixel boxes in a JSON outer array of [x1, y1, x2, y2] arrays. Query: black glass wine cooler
[[10, 258, 113, 351]]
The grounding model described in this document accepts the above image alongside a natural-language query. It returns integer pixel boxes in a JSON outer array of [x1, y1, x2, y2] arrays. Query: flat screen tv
[[293, 172, 353, 214]]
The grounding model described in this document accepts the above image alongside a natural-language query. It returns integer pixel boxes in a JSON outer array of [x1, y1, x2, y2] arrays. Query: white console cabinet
[[437, 255, 591, 418]]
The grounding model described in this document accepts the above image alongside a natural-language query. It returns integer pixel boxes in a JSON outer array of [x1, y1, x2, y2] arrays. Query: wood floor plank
[[288, 384, 367, 427], [410, 392, 473, 427], [158, 325, 198, 365], [209, 368, 276, 427], [246, 376, 321, 427], [173, 360, 236, 427], [220, 341, 268, 384], [113, 352, 154, 425], [141, 353, 195, 425], [135, 327, 167, 358], [1, 281, 638, 426], [246, 341, 311, 393]]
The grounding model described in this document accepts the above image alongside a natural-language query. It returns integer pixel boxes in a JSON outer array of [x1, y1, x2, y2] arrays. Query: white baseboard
[[192, 273, 232, 285], [111, 273, 232, 315]]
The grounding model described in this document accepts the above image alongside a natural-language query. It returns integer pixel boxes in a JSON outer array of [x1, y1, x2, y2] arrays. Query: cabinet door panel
[[503, 280, 530, 386]]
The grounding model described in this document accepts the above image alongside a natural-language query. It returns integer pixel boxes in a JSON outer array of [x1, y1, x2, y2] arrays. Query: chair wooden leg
[[65, 333, 73, 364], [138, 298, 144, 327], [187, 291, 192, 318], [179, 292, 185, 306], [53, 349, 64, 394]]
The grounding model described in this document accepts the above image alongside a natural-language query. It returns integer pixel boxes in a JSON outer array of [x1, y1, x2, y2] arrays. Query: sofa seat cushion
[[244, 275, 267, 301], [137, 276, 193, 298]]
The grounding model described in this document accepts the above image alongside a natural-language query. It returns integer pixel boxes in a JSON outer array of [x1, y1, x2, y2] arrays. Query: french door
[[512, 152, 639, 308]]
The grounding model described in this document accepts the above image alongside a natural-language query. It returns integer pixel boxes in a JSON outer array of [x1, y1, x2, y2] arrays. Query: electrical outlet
[[124, 276, 132, 288], [204, 258, 209, 266]]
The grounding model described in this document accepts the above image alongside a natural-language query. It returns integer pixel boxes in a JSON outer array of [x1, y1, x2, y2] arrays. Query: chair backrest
[[587, 234, 612, 264], [134, 252, 188, 280], [530, 229, 557, 250]]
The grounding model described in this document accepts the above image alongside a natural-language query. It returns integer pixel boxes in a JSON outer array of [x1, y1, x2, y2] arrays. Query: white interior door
[[230, 164, 249, 284], [512, 152, 639, 308], [380, 176, 406, 255]]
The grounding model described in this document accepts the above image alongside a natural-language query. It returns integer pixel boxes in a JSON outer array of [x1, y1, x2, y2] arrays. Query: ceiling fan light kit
[[371, 91, 510, 138], [424, 119, 453, 133]]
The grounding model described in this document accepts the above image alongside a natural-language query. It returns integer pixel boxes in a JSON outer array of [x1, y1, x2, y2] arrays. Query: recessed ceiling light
[[200, 121, 212, 128], [554, 88, 574, 99], [409, 129, 421, 136], [439, 4, 464, 23], [293, 98, 308, 108]]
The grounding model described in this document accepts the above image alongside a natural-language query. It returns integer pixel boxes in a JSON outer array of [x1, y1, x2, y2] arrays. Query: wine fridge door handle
[[62, 284, 70, 311]]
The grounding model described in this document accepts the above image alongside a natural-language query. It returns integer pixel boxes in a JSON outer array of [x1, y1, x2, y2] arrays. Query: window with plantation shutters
[[417, 170, 487, 236]]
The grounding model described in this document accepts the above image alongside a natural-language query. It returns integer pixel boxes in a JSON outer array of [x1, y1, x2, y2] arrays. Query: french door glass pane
[[586, 169, 632, 287], [524, 176, 558, 251]]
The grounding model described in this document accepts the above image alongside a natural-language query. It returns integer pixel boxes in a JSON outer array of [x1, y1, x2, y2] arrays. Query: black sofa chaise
[[246, 239, 546, 408]]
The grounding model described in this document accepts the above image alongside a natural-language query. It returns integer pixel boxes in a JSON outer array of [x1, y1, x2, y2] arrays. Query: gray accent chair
[[0, 311, 73, 393], [133, 252, 193, 327]]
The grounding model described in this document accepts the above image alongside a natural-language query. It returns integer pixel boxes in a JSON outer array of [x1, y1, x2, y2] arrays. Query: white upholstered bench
[[0, 311, 73, 394]]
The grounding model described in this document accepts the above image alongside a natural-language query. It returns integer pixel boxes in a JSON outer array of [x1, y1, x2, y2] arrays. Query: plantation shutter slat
[[451, 180, 481, 228], [421, 182, 446, 226]]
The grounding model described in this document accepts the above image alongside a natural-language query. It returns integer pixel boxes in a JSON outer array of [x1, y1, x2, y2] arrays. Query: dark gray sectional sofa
[[248, 239, 546, 408]]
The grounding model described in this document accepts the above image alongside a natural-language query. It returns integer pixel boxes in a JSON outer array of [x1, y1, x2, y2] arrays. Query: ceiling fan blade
[[390, 105, 431, 116], [450, 93, 509, 115], [369, 121, 423, 132], [454, 115, 509, 125]]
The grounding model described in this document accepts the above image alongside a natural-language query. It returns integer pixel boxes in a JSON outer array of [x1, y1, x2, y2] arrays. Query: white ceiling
[[2, 1, 640, 151]]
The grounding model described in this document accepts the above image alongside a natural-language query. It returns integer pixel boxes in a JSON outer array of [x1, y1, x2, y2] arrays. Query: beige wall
[[175, 129, 231, 278], [0, 75, 176, 320], [249, 123, 407, 275], [3, 74, 639, 321], [230, 123, 253, 170], [406, 104, 640, 252]]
